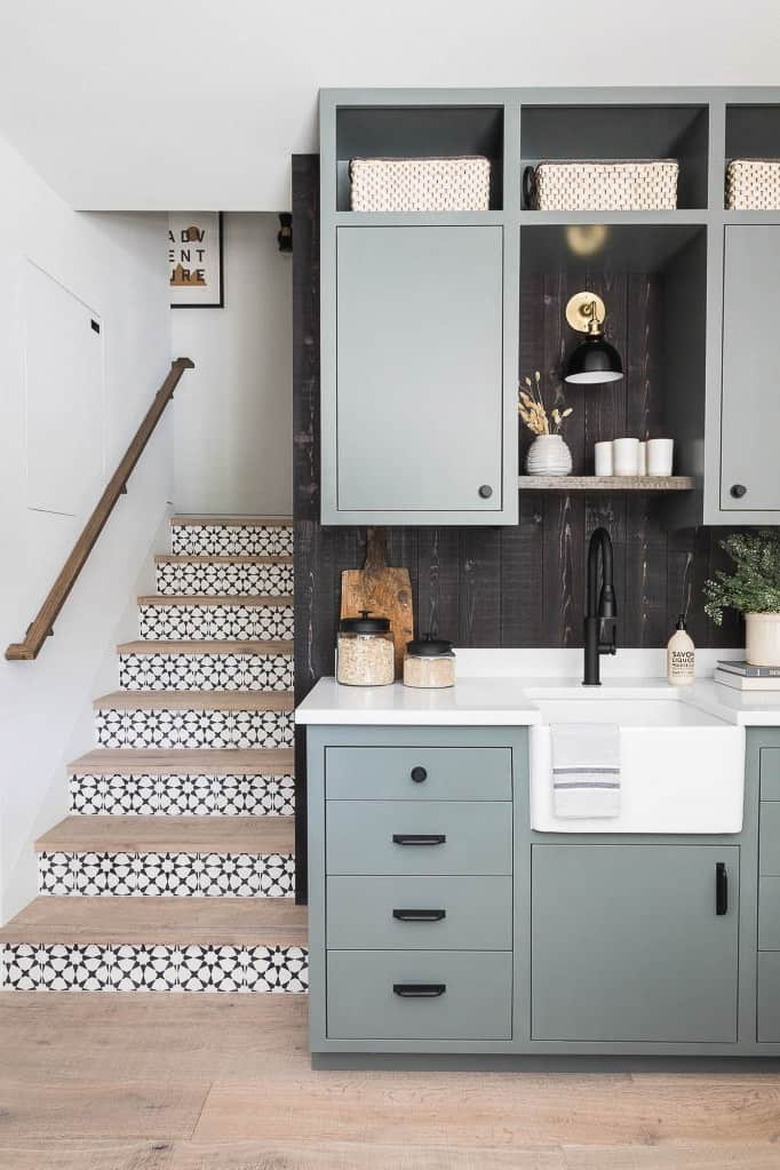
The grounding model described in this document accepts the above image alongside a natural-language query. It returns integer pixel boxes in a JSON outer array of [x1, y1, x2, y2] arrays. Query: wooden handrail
[[6, 357, 195, 662]]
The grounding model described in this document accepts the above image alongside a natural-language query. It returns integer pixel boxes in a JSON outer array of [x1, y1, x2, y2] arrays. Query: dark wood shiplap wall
[[293, 153, 741, 715]]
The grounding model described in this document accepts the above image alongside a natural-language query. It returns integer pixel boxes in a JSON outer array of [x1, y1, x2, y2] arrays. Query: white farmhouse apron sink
[[528, 687, 745, 834]]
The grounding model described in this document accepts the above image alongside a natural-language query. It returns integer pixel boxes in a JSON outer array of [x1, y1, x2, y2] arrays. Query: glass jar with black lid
[[336, 611, 395, 686], [403, 635, 456, 689]]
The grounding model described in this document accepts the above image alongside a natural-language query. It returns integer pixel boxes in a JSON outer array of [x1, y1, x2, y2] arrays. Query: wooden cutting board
[[340, 528, 414, 678]]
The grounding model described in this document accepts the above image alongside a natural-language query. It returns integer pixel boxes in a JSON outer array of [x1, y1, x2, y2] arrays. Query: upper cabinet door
[[331, 225, 505, 523], [721, 226, 780, 512]]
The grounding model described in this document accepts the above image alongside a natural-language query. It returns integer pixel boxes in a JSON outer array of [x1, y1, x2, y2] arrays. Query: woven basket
[[525, 160, 679, 211], [349, 156, 491, 212], [726, 159, 780, 209]]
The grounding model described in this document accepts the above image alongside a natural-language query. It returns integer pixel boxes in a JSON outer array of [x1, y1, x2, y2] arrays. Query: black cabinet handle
[[393, 983, 446, 998], [410, 766, 428, 784], [716, 862, 729, 916], [730, 484, 747, 499], [392, 833, 446, 846], [392, 908, 446, 922], [478, 484, 493, 499]]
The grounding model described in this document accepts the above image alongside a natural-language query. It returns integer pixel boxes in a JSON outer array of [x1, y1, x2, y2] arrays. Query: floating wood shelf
[[518, 475, 695, 492]]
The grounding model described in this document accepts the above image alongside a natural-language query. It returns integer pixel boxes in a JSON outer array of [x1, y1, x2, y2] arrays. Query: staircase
[[1, 517, 307, 993]]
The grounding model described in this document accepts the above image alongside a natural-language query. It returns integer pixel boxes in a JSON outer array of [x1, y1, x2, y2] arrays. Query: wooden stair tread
[[155, 555, 292, 566], [138, 595, 293, 607], [0, 896, 306, 946], [171, 516, 292, 527], [117, 640, 293, 655], [68, 748, 295, 775], [93, 690, 294, 711], [36, 816, 295, 854]]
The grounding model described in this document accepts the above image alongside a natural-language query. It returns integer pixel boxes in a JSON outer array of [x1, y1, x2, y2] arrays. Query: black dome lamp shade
[[564, 291, 623, 385]]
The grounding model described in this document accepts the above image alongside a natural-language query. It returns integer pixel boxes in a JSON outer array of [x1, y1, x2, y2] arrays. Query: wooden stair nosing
[[155, 554, 293, 566], [93, 690, 294, 712], [138, 594, 293, 607], [117, 640, 293, 656], [170, 516, 293, 528], [0, 896, 306, 947], [68, 748, 295, 776], [36, 815, 296, 855]]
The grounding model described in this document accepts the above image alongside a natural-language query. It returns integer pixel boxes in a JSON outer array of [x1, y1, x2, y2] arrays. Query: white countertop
[[294, 649, 780, 727]]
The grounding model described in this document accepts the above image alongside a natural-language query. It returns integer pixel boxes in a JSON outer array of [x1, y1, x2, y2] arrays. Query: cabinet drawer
[[759, 876, 780, 949], [327, 950, 512, 1040], [760, 803, 780, 875], [325, 746, 511, 801], [326, 800, 512, 876], [761, 750, 780, 802], [758, 953, 780, 1041], [326, 875, 512, 950]]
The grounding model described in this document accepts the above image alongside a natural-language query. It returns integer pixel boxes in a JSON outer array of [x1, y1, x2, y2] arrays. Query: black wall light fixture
[[277, 213, 293, 254], [564, 291, 623, 385]]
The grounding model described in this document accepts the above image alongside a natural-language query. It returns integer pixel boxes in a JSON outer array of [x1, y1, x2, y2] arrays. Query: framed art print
[[169, 212, 224, 308]]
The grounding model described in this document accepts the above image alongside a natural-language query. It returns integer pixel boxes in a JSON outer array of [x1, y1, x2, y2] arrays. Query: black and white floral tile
[[69, 772, 296, 816], [155, 560, 293, 597], [38, 851, 296, 897], [138, 603, 295, 641], [94, 708, 294, 750], [118, 651, 293, 692], [170, 525, 294, 558], [3, 943, 308, 992]]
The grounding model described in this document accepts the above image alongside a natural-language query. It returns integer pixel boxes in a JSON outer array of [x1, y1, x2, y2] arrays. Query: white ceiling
[[0, 0, 778, 211]]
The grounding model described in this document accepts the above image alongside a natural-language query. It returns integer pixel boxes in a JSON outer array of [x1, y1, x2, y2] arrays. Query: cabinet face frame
[[320, 87, 780, 529]]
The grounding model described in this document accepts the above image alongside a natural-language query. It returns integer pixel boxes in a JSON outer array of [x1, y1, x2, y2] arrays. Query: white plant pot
[[745, 612, 780, 666], [525, 434, 573, 477]]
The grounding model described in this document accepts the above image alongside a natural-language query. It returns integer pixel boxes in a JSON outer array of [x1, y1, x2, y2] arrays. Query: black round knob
[[410, 766, 428, 784], [478, 484, 493, 499], [730, 484, 747, 499]]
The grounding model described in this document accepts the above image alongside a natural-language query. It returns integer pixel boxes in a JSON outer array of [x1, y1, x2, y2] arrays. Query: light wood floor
[[1, 993, 780, 1169]]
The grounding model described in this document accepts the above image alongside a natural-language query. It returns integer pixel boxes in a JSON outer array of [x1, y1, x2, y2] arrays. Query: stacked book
[[715, 661, 780, 691]]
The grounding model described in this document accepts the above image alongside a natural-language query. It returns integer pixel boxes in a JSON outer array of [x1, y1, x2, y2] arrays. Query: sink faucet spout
[[584, 526, 618, 686]]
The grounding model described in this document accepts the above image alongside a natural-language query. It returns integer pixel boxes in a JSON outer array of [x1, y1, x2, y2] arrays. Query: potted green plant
[[704, 530, 780, 665]]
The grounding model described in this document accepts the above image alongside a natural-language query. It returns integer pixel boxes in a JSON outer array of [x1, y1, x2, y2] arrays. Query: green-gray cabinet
[[531, 843, 740, 1043], [721, 226, 780, 513], [334, 225, 505, 519], [306, 722, 779, 1063]]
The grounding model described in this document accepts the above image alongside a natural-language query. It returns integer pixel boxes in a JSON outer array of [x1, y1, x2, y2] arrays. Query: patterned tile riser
[[69, 773, 295, 816], [119, 652, 293, 692], [94, 708, 294, 749], [3, 943, 308, 992], [170, 526, 293, 558], [138, 604, 294, 641], [156, 561, 293, 597], [38, 851, 295, 897]]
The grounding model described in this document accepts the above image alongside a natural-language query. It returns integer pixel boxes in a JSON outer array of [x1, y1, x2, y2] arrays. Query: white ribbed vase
[[525, 434, 573, 477], [745, 612, 780, 666]]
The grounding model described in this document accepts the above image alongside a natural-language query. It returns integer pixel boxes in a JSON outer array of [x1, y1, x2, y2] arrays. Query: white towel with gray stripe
[[551, 723, 621, 818]]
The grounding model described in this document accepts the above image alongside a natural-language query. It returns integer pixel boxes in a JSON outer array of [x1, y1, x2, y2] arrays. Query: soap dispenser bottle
[[667, 615, 695, 686]]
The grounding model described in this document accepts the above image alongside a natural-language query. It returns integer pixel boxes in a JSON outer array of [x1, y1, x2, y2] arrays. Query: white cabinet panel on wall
[[23, 260, 104, 517]]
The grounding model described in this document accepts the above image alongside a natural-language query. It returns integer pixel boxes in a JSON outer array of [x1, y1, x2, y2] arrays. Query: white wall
[[1, 0, 779, 210], [171, 214, 292, 516], [0, 135, 172, 921]]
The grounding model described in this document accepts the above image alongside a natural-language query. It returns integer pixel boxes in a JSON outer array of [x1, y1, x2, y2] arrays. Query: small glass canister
[[403, 636, 456, 689], [336, 611, 395, 686]]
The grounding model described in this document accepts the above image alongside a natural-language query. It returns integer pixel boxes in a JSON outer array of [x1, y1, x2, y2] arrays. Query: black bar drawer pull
[[392, 833, 446, 846], [392, 908, 447, 922], [716, 862, 729, 916], [393, 983, 446, 998]]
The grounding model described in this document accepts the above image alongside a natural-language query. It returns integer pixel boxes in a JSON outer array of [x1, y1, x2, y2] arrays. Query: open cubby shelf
[[518, 476, 695, 492]]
